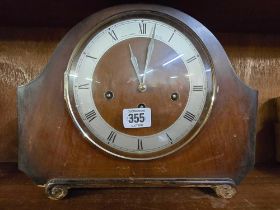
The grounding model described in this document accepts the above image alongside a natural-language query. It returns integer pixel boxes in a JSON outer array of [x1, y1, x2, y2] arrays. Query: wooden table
[[0, 163, 279, 210]]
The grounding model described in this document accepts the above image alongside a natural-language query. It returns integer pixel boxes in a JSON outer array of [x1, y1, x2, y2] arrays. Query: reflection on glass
[[69, 73, 78, 78], [162, 54, 184, 67], [86, 77, 93, 81]]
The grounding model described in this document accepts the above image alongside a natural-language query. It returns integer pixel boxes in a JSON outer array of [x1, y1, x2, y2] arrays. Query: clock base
[[44, 177, 236, 200]]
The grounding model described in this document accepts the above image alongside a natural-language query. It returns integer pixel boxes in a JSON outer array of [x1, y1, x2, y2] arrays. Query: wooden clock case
[[17, 4, 257, 199]]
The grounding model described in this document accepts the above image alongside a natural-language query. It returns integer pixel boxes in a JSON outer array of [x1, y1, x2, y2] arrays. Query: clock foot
[[213, 184, 237, 199], [44, 178, 236, 200], [45, 184, 69, 200]]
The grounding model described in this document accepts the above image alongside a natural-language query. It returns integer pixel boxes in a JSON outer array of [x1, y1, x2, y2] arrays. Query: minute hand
[[142, 25, 156, 84]]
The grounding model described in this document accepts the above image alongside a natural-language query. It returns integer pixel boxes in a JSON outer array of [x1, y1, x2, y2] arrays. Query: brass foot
[[46, 184, 69, 200], [213, 184, 237, 199]]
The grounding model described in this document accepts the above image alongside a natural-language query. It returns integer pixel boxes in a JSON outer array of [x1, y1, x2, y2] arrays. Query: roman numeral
[[168, 30, 176, 42], [85, 110, 97, 122], [193, 85, 203, 91], [137, 139, 143, 150], [187, 56, 197, 63], [183, 111, 195, 122], [166, 133, 173, 144], [139, 22, 147, 34], [107, 131, 117, 144], [108, 29, 118, 41], [78, 83, 89, 89], [85, 55, 97, 59]]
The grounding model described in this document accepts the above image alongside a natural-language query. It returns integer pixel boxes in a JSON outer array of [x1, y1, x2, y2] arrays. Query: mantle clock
[[18, 4, 257, 199]]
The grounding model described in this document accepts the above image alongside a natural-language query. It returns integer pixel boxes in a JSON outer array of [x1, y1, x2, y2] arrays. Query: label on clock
[[123, 108, 151, 128]]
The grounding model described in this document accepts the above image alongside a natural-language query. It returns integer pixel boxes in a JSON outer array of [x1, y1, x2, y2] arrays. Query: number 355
[[128, 113, 145, 123]]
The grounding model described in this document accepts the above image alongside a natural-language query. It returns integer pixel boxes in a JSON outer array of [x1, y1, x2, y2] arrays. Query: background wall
[[0, 0, 280, 163]]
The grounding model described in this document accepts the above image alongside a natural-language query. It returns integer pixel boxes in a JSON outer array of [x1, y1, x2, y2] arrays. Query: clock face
[[65, 15, 215, 160]]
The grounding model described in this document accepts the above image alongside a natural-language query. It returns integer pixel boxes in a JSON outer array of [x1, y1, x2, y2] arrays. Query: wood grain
[[1, 30, 279, 163], [16, 5, 256, 185], [218, 33, 280, 163], [0, 28, 67, 162], [0, 163, 280, 209], [93, 38, 189, 136]]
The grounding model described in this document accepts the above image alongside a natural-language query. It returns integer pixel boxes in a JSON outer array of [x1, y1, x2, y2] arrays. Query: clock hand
[[128, 44, 142, 85], [142, 24, 156, 84]]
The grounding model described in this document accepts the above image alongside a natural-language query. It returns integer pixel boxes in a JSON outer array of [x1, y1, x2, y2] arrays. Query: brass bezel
[[64, 9, 216, 160]]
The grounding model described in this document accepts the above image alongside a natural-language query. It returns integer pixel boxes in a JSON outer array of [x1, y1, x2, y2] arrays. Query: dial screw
[[105, 91, 114, 100], [138, 83, 147, 92], [171, 92, 179, 101]]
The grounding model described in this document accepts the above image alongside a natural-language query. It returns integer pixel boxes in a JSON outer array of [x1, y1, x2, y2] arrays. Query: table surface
[[0, 163, 279, 210]]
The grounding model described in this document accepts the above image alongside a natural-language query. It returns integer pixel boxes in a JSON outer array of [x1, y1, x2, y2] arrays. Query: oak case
[[17, 4, 257, 198]]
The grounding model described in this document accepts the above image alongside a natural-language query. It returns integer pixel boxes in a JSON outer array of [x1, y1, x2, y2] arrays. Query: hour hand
[[129, 44, 141, 84]]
